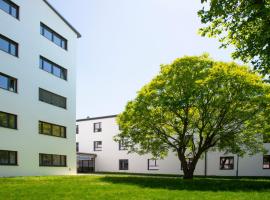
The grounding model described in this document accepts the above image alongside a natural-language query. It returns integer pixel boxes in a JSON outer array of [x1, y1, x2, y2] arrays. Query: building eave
[[77, 114, 118, 122], [43, 0, 81, 38]]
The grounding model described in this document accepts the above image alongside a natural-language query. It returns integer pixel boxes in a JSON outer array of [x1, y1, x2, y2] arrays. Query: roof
[[43, 0, 81, 38], [77, 114, 118, 122]]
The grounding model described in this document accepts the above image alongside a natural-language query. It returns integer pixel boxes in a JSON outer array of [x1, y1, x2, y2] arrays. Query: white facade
[[76, 115, 270, 176], [0, 0, 80, 176]]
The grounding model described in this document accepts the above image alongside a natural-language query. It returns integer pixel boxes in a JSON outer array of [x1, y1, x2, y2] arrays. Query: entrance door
[[78, 160, 95, 173]]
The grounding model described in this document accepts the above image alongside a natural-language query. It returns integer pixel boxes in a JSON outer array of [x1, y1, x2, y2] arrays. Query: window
[[76, 143, 79, 152], [263, 155, 270, 169], [181, 158, 193, 170], [0, 72, 17, 92], [39, 153, 66, 167], [76, 125, 79, 134], [119, 139, 128, 151], [39, 121, 66, 138], [39, 56, 67, 80], [263, 134, 270, 143], [0, 111, 17, 129], [147, 159, 159, 170], [39, 88, 67, 109], [0, 34, 18, 56], [119, 159, 128, 170], [0, 0, 19, 19], [0, 150, 17, 165], [93, 122, 102, 132], [220, 156, 234, 170], [40, 23, 68, 50], [93, 141, 102, 151]]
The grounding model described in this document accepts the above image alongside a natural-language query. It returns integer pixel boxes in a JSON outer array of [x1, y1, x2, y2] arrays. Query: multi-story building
[[76, 115, 270, 176], [0, 0, 81, 176]]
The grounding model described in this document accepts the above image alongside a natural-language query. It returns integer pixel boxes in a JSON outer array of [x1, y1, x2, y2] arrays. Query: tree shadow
[[100, 175, 270, 192]]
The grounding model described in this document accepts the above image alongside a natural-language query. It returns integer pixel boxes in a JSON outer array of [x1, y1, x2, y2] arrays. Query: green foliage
[[115, 55, 270, 178], [198, 0, 270, 76]]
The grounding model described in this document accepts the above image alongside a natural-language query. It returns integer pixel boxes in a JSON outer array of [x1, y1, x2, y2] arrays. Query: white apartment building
[[76, 115, 270, 176], [0, 0, 80, 176]]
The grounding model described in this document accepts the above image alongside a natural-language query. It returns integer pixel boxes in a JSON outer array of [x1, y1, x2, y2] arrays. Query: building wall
[[0, 0, 78, 176], [76, 116, 270, 176]]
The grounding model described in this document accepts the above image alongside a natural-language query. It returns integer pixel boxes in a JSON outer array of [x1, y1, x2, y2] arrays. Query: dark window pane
[[53, 155, 61, 166], [42, 60, 52, 73], [52, 125, 61, 137], [53, 66, 61, 77], [0, 74, 8, 89], [61, 155, 66, 166], [43, 28, 53, 41], [53, 35, 61, 47], [9, 151, 16, 164], [60, 69, 67, 80], [61, 40, 66, 49], [0, 37, 9, 53], [41, 154, 52, 166], [60, 127, 66, 137], [0, 112, 8, 127], [0, 151, 9, 164], [10, 43, 16, 56], [10, 6, 17, 18], [9, 78, 16, 92], [0, 0, 10, 14], [8, 114, 16, 129], [42, 122, 51, 135]]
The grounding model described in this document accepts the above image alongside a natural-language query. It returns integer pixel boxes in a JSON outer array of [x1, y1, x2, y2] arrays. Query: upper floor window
[[93, 122, 102, 132], [40, 56, 67, 80], [263, 155, 270, 169], [147, 159, 159, 170], [39, 153, 67, 167], [93, 141, 102, 151], [0, 150, 17, 165], [0, 0, 19, 19], [220, 156, 234, 170], [76, 125, 79, 134], [0, 111, 17, 129], [39, 88, 67, 109], [0, 34, 18, 56], [39, 121, 66, 138], [119, 159, 128, 170], [40, 23, 67, 50], [0, 72, 17, 93], [119, 139, 128, 151], [76, 142, 79, 152]]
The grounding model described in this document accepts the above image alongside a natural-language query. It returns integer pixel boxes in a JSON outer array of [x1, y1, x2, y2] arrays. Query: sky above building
[[48, 0, 234, 119]]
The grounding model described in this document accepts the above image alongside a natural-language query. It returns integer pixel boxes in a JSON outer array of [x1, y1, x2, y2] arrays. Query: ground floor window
[[0, 150, 17, 165], [39, 153, 66, 167], [147, 159, 159, 170], [263, 155, 270, 169], [119, 159, 128, 170], [220, 156, 234, 170]]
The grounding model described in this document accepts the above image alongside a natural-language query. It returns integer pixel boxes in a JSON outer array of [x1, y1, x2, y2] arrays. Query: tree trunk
[[183, 169, 195, 179]]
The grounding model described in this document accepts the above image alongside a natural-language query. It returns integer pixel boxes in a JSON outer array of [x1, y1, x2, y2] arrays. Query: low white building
[[76, 115, 270, 176], [0, 0, 80, 176]]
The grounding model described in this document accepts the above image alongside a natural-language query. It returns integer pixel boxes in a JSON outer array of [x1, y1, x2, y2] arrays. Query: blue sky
[[49, 0, 234, 119]]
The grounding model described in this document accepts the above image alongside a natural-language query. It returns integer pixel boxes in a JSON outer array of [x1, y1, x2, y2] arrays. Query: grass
[[0, 174, 270, 200]]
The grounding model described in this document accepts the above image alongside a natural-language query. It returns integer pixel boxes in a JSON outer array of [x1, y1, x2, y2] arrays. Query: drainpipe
[[204, 151, 207, 177], [236, 154, 239, 177]]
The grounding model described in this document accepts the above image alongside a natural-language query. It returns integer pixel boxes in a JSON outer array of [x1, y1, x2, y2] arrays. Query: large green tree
[[115, 55, 270, 179], [198, 0, 270, 76]]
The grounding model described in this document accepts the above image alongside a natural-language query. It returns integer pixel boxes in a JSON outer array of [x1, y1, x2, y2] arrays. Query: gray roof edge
[[43, 0, 81, 38], [77, 114, 118, 122]]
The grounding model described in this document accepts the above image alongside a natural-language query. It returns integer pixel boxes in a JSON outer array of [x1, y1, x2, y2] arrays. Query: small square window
[[148, 159, 159, 170], [94, 122, 102, 132], [119, 159, 128, 170], [220, 156, 234, 170], [263, 155, 270, 169], [93, 141, 102, 151]]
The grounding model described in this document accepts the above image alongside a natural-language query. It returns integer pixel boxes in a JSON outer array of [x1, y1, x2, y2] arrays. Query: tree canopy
[[115, 55, 270, 179], [198, 0, 270, 76]]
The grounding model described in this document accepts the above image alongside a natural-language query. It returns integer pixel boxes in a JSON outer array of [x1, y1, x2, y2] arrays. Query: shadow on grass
[[100, 176, 270, 192]]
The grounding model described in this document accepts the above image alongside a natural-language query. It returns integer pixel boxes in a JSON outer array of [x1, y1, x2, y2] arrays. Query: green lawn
[[0, 174, 270, 200]]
